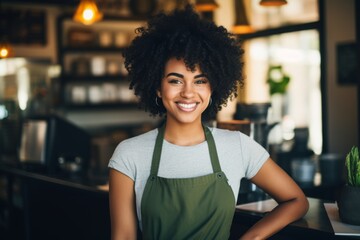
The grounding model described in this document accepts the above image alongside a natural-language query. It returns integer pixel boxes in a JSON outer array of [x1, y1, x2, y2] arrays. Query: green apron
[[141, 125, 236, 240]]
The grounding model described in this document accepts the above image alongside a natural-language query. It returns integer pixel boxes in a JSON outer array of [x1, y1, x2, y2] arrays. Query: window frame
[[237, 0, 327, 153]]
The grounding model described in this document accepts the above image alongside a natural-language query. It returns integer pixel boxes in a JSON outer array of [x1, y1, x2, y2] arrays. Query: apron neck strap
[[150, 124, 221, 176], [204, 126, 221, 173], [150, 123, 165, 176]]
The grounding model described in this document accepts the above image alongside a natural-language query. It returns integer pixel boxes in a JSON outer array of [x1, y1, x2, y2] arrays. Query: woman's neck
[[164, 120, 205, 146]]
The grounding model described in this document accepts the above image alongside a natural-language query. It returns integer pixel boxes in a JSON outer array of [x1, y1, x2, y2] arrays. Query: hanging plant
[[266, 65, 290, 95]]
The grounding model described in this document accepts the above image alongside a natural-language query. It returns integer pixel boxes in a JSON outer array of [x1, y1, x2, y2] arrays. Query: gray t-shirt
[[108, 127, 269, 227]]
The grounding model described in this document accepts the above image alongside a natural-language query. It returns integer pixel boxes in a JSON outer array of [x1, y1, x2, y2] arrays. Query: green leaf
[[345, 146, 360, 186], [346, 151, 353, 185], [266, 65, 291, 95], [356, 161, 360, 186]]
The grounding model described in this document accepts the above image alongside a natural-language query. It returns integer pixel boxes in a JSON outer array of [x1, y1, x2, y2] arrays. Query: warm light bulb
[[73, 0, 103, 25], [232, 25, 253, 34], [195, 0, 219, 12], [83, 9, 94, 20], [259, 0, 287, 6], [0, 47, 9, 58]]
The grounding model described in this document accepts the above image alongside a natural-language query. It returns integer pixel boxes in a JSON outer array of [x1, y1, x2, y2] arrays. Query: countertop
[[0, 161, 111, 240], [0, 161, 354, 240], [231, 196, 338, 239], [0, 162, 109, 194]]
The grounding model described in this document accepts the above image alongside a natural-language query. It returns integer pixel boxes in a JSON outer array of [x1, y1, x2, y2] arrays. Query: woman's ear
[[156, 89, 161, 98]]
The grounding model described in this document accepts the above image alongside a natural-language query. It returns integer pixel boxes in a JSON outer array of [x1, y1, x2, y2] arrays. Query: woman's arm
[[109, 168, 137, 240], [240, 158, 309, 240]]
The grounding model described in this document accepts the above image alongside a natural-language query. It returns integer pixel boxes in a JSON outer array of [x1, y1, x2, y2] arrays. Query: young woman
[[108, 5, 309, 240]]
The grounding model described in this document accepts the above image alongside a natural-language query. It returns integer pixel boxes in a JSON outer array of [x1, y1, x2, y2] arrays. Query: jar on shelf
[[98, 30, 113, 47], [107, 60, 120, 75], [114, 31, 129, 48], [88, 85, 103, 103], [71, 85, 87, 104], [91, 56, 106, 76]]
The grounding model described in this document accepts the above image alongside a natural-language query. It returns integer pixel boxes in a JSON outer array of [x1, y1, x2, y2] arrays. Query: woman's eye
[[168, 79, 182, 84], [195, 79, 208, 84]]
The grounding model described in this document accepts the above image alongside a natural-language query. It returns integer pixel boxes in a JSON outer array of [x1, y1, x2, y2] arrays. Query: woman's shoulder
[[210, 127, 257, 148], [210, 127, 248, 139], [110, 128, 157, 166], [211, 127, 269, 157], [120, 128, 158, 146]]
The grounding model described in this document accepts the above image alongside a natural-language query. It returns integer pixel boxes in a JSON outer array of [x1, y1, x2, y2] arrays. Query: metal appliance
[[235, 103, 278, 194], [19, 114, 91, 175], [235, 103, 278, 150]]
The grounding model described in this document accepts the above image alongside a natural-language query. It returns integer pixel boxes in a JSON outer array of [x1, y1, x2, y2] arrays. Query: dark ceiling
[[2, 0, 80, 6]]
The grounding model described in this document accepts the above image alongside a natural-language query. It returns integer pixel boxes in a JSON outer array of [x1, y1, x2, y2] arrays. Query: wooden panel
[[22, 177, 110, 240], [217, 120, 251, 136]]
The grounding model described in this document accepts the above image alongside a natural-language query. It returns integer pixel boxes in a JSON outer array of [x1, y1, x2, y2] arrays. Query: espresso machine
[[235, 103, 278, 194], [19, 114, 91, 175], [235, 103, 278, 150]]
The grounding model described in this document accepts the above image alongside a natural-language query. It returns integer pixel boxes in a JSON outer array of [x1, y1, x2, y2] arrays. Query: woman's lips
[[176, 102, 198, 112]]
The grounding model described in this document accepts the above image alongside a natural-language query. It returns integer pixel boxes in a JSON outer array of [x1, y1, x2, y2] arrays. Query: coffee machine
[[19, 114, 91, 175], [235, 103, 278, 150], [235, 103, 277, 194]]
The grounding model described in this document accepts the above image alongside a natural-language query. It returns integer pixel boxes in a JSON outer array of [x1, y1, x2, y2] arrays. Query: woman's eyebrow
[[165, 73, 207, 79], [165, 73, 183, 78], [194, 73, 207, 79]]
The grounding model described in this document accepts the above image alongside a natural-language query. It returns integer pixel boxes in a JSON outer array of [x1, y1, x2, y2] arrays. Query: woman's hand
[[240, 158, 309, 240], [109, 169, 138, 240]]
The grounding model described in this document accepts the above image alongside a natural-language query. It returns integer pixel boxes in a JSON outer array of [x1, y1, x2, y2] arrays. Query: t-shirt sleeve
[[238, 132, 270, 179], [108, 140, 136, 181]]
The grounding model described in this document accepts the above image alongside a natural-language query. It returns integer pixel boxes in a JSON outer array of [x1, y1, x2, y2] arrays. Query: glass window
[[248, 0, 319, 30], [243, 30, 322, 154], [0, 58, 60, 114]]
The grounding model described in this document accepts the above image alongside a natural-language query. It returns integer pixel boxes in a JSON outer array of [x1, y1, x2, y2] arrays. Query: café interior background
[[0, 0, 358, 168]]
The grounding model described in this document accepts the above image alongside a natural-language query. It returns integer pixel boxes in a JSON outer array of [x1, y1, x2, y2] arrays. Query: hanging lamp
[[0, 41, 13, 58], [259, 0, 287, 6], [0, 2, 13, 58], [195, 0, 219, 12], [233, 0, 253, 34], [73, 0, 103, 25]]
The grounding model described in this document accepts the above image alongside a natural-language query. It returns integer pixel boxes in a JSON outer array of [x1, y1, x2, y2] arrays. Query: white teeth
[[177, 103, 196, 109]]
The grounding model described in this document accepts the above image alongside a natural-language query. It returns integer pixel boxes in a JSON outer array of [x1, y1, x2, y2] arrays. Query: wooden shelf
[[61, 74, 128, 82], [63, 102, 138, 110], [57, 14, 143, 110], [61, 46, 125, 53]]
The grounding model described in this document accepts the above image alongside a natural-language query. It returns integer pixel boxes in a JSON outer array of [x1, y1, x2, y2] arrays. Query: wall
[[3, 3, 61, 63], [2, 3, 157, 128], [324, 0, 358, 155], [4, 1, 360, 148], [215, 0, 360, 154], [213, 0, 238, 121]]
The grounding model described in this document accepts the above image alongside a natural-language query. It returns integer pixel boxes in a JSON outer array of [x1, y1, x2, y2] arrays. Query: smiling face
[[157, 58, 212, 126]]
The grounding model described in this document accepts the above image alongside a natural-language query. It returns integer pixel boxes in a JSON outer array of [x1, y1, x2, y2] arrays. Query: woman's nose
[[180, 83, 195, 98]]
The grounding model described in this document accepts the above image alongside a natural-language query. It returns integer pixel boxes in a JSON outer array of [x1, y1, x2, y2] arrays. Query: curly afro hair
[[123, 5, 244, 119]]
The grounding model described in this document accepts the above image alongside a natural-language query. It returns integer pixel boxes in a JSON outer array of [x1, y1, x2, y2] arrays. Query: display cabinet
[[56, 14, 145, 109]]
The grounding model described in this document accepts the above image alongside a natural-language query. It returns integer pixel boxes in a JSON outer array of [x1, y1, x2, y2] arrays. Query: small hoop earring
[[155, 97, 160, 106]]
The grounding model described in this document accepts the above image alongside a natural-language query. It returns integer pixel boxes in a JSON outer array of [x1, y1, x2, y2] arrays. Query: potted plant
[[267, 65, 290, 96], [266, 65, 290, 144], [338, 146, 360, 225]]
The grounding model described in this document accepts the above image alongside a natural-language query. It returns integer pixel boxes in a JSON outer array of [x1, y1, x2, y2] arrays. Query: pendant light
[[73, 0, 103, 25], [0, 41, 13, 58], [0, 2, 13, 58], [259, 0, 287, 6], [233, 0, 253, 34], [195, 0, 219, 12]]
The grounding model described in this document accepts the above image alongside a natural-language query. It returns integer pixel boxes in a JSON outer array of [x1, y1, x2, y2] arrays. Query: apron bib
[[141, 125, 235, 240]]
